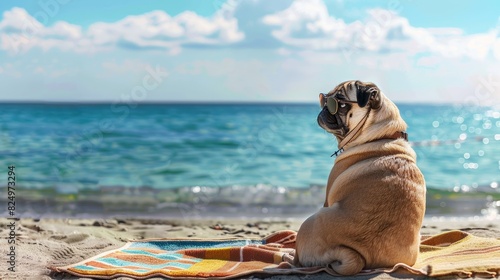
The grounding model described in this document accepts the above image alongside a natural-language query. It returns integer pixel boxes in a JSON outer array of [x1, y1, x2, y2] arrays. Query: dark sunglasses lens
[[326, 98, 338, 115]]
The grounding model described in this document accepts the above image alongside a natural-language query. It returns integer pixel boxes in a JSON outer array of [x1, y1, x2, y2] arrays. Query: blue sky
[[0, 0, 499, 104]]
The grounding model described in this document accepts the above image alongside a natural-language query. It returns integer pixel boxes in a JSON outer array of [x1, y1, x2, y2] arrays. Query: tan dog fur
[[294, 81, 426, 275]]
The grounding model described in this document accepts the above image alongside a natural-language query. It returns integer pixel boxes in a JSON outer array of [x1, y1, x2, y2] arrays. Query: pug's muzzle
[[317, 107, 347, 136]]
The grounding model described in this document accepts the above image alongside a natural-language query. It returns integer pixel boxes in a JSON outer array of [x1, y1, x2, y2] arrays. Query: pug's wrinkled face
[[317, 80, 380, 139]]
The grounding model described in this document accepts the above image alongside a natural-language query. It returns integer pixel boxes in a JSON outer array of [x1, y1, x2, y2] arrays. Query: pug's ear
[[355, 81, 381, 109]]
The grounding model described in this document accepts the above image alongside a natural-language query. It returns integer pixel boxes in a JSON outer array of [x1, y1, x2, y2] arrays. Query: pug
[[294, 80, 426, 275]]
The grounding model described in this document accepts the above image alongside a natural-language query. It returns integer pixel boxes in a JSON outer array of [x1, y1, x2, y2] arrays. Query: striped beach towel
[[50, 230, 500, 279]]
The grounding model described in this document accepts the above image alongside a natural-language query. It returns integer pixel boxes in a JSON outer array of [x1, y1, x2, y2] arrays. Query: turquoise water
[[0, 103, 499, 193]]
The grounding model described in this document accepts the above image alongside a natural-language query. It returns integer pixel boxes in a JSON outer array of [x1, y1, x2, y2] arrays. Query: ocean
[[1, 103, 499, 218]]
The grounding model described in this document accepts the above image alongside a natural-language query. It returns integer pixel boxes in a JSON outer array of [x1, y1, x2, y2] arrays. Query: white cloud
[[0, 8, 93, 54], [86, 10, 243, 50], [262, 0, 356, 50], [262, 0, 500, 61], [0, 6, 244, 54], [0, 7, 43, 33]]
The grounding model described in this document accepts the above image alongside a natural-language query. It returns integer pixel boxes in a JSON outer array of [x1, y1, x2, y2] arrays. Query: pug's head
[[317, 80, 408, 149], [317, 80, 382, 139]]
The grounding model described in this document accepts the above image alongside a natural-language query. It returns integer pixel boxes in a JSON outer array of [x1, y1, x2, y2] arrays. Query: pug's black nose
[[317, 107, 329, 126]]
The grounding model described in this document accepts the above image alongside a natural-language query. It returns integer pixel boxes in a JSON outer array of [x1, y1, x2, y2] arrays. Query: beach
[[1, 216, 499, 280]]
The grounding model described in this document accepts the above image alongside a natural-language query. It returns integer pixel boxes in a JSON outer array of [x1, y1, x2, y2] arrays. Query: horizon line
[[0, 100, 471, 106]]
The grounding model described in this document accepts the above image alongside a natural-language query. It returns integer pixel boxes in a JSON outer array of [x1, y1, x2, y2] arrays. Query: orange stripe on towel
[[85, 261, 115, 269]]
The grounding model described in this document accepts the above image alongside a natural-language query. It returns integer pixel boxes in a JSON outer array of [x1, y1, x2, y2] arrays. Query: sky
[[0, 0, 499, 104]]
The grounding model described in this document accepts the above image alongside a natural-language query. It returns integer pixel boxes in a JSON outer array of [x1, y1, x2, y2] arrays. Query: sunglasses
[[319, 93, 358, 115]]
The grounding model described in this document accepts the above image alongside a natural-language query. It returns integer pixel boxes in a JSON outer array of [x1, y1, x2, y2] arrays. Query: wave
[[6, 183, 500, 219]]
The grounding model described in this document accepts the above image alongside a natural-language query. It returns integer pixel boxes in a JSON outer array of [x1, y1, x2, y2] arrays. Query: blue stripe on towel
[[129, 240, 263, 251], [98, 258, 193, 270]]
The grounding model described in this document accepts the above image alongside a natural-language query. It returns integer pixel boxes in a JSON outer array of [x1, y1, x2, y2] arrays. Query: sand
[[1, 217, 499, 280]]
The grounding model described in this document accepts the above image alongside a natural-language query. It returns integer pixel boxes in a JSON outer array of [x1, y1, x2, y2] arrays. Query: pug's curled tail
[[328, 246, 365, 275]]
